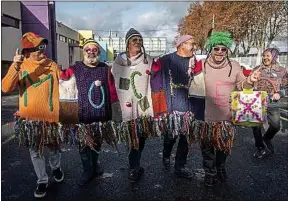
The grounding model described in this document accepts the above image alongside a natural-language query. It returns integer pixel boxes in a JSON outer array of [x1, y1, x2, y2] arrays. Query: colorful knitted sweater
[[159, 52, 205, 120], [112, 52, 167, 122], [60, 61, 118, 124], [253, 64, 287, 97], [2, 58, 60, 122]]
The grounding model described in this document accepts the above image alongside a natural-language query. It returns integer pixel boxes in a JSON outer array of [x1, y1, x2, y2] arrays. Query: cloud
[[56, 2, 192, 51]]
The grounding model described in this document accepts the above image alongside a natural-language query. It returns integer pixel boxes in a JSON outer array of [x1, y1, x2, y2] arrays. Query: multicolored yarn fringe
[[13, 112, 237, 154]]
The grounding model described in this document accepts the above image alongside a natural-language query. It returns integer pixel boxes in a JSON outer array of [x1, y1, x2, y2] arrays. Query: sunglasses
[[131, 37, 143, 43], [25, 44, 47, 52], [84, 48, 98, 53], [213, 47, 228, 52]]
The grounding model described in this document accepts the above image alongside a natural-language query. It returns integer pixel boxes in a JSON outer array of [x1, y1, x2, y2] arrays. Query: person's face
[[27, 43, 47, 61], [211, 45, 228, 63], [262, 51, 273, 66], [83, 44, 99, 66], [181, 38, 197, 57], [128, 36, 143, 54]]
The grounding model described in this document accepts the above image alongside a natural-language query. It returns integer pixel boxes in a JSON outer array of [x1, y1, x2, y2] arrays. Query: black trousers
[[201, 146, 228, 176], [79, 146, 100, 174], [163, 132, 189, 168], [128, 137, 146, 170], [253, 107, 281, 148]]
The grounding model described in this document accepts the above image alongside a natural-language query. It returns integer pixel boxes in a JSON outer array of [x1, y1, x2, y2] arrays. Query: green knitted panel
[[130, 71, 143, 99], [22, 71, 54, 111]]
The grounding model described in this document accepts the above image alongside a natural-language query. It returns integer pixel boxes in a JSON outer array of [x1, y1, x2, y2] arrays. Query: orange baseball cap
[[21, 32, 48, 49]]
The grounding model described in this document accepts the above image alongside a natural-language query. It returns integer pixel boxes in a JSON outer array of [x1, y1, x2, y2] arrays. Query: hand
[[13, 48, 24, 71], [272, 93, 280, 101], [248, 69, 261, 84]]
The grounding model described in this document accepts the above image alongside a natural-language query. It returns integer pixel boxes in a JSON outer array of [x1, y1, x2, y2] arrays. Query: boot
[[163, 157, 170, 169], [91, 151, 104, 177], [216, 167, 227, 183], [174, 165, 193, 179], [128, 167, 144, 183], [78, 147, 94, 187], [204, 174, 218, 187]]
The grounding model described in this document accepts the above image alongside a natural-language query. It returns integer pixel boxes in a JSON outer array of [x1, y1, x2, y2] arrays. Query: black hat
[[125, 28, 148, 64], [125, 28, 142, 45]]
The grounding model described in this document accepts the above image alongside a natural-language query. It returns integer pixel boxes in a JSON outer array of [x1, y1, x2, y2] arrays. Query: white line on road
[[2, 134, 15, 145]]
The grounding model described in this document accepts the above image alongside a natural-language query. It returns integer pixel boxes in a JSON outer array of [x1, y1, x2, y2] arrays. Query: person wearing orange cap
[[2, 32, 63, 198]]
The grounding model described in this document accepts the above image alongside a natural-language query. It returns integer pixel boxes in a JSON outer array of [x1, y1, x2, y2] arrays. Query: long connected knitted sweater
[[159, 52, 205, 120], [203, 57, 248, 121], [112, 52, 167, 122], [2, 58, 60, 122], [60, 61, 118, 124]]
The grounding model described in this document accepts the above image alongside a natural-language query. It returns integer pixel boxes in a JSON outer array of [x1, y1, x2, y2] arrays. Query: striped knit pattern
[[72, 61, 111, 123], [160, 52, 205, 120], [1, 58, 60, 122]]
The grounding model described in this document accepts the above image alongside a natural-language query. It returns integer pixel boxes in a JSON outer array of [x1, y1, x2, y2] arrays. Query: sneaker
[[263, 139, 275, 154], [204, 175, 217, 187], [53, 168, 64, 183], [253, 147, 266, 158], [34, 183, 48, 198], [163, 157, 170, 169], [174, 167, 193, 179]]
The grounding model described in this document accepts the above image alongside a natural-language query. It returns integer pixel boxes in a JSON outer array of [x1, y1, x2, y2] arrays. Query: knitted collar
[[115, 52, 145, 67], [207, 56, 229, 69]]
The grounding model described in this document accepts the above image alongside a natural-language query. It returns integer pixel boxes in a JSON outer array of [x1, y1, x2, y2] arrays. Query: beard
[[84, 54, 99, 66]]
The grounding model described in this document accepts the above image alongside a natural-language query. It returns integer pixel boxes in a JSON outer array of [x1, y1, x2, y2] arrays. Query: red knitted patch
[[152, 90, 168, 116]]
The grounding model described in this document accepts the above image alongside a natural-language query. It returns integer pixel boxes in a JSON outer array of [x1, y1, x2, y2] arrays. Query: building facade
[[1, 1, 22, 79]]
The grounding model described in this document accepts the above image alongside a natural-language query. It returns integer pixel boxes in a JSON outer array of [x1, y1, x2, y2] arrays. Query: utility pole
[[212, 14, 215, 29]]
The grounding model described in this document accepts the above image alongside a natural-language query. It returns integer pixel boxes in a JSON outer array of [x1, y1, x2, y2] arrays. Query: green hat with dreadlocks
[[205, 31, 233, 51]]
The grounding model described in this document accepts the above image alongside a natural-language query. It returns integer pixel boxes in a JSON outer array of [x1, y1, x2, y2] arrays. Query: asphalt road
[[1, 127, 288, 201], [1, 95, 288, 200]]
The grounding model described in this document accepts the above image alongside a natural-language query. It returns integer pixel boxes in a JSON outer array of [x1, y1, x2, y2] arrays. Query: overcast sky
[[55, 1, 192, 50]]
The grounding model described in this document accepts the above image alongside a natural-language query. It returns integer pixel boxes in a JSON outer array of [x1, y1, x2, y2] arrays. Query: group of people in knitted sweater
[[2, 28, 287, 198]]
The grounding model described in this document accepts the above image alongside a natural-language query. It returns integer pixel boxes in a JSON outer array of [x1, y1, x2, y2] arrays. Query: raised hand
[[248, 68, 261, 84], [13, 48, 24, 71]]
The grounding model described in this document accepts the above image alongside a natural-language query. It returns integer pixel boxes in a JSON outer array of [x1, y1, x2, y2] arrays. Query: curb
[[1, 122, 15, 137]]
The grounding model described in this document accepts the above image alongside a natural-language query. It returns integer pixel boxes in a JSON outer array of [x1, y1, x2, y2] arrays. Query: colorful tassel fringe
[[13, 112, 237, 154]]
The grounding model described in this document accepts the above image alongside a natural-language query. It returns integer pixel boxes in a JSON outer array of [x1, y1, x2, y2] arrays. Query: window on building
[[56, 33, 58, 40], [68, 38, 72, 43], [59, 35, 67, 43], [1, 14, 20, 29]]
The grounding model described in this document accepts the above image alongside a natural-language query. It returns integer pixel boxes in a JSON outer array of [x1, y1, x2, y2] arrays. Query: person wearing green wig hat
[[196, 30, 262, 187]]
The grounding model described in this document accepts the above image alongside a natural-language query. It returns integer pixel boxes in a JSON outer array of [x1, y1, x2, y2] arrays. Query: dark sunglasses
[[131, 37, 143, 43], [84, 48, 98, 53], [213, 47, 227, 52]]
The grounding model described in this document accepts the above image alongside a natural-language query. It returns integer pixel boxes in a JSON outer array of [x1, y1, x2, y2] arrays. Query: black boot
[[78, 147, 95, 187], [163, 157, 170, 169], [204, 174, 218, 187], [128, 167, 144, 183], [78, 171, 94, 187], [216, 167, 227, 183], [174, 165, 193, 179], [91, 151, 104, 177]]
